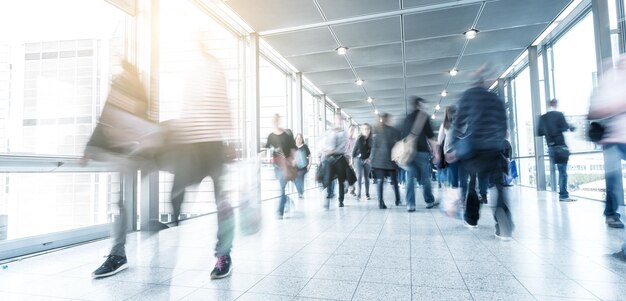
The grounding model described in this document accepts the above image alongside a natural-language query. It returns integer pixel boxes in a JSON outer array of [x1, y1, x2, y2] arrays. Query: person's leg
[[211, 167, 234, 258], [375, 169, 387, 208], [338, 178, 345, 206], [463, 169, 480, 226], [417, 152, 435, 205], [295, 169, 305, 196], [405, 162, 417, 210], [549, 151, 557, 192], [448, 162, 459, 188], [478, 172, 488, 202], [364, 162, 371, 198], [391, 169, 400, 205], [275, 165, 288, 217], [327, 179, 335, 199], [489, 163, 513, 238], [356, 159, 364, 198], [557, 163, 569, 199], [604, 144, 624, 227]]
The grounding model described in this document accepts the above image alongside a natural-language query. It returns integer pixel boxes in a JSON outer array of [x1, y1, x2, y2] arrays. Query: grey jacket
[[370, 124, 401, 170]]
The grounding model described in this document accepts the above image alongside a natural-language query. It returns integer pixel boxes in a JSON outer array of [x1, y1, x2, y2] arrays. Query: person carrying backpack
[[294, 133, 311, 199]]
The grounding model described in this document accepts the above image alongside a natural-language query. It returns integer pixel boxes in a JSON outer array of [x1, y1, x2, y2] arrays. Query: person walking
[[589, 55, 626, 230], [266, 114, 297, 219], [322, 113, 349, 208], [370, 113, 401, 209], [450, 69, 512, 240], [345, 125, 358, 197], [538, 99, 577, 202], [352, 123, 372, 200], [402, 97, 439, 212], [294, 133, 311, 199]]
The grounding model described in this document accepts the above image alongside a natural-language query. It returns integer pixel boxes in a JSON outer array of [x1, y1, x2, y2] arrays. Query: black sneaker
[[606, 217, 625, 228], [92, 255, 128, 279], [339, 202, 345, 207], [211, 255, 233, 279], [425, 202, 440, 209]]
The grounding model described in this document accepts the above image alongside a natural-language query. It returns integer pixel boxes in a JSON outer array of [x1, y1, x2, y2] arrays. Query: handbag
[[587, 121, 605, 143], [392, 112, 428, 169]]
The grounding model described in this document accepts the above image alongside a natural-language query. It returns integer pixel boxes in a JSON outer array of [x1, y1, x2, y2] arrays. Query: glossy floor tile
[[1, 185, 625, 300]]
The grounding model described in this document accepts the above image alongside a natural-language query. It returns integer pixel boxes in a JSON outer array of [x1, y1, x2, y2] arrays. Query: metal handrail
[[511, 150, 603, 160], [0, 154, 119, 173]]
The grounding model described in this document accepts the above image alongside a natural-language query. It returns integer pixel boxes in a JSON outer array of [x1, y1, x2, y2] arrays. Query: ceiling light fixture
[[355, 79, 364, 86], [336, 46, 348, 55], [449, 69, 458, 76], [435, 104, 441, 111], [463, 28, 479, 39], [367, 97, 373, 103], [374, 109, 379, 114], [431, 114, 436, 120], [441, 90, 448, 97]]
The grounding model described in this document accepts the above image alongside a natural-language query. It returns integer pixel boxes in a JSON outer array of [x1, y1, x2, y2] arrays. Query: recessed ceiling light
[[441, 90, 448, 97], [355, 79, 364, 86], [463, 28, 479, 39], [374, 109, 379, 114], [379, 118, 383, 122], [435, 104, 441, 111], [336, 46, 348, 55], [367, 97, 373, 103], [431, 114, 436, 119], [449, 69, 458, 76]]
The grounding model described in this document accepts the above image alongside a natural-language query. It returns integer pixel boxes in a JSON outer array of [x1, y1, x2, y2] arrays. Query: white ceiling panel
[[405, 36, 465, 61], [465, 23, 548, 55], [402, 0, 465, 9], [263, 27, 337, 57], [405, 57, 457, 76], [457, 49, 523, 70], [348, 43, 403, 67], [404, 4, 481, 41], [225, 0, 323, 32], [477, 0, 571, 31], [406, 73, 450, 88], [328, 91, 366, 102], [368, 88, 404, 99], [304, 69, 355, 85], [364, 78, 405, 91], [333, 17, 401, 48], [355, 64, 404, 81], [317, 82, 364, 94], [317, 0, 400, 21], [287, 52, 351, 73]]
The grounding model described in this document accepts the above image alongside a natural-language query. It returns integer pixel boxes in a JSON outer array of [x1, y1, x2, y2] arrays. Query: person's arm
[[537, 115, 545, 137], [352, 139, 360, 159], [437, 123, 446, 145]]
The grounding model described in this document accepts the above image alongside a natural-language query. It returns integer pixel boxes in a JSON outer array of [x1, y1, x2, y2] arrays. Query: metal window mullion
[[528, 46, 547, 190]]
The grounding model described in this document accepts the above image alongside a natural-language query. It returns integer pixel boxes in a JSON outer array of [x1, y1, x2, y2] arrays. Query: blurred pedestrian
[[538, 99, 577, 202], [266, 114, 297, 219], [402, 97, 439, 212], [352, 123, 372, 200], [294, 133, 311, 199], [321, 113, 349, 208], [451, 67, 512, 240], [589, 55, 626, 230], [371, 113, 401, 209], [345, 125, 357, 196]]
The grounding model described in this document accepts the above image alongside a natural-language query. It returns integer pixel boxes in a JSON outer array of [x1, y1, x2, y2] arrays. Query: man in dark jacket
[[452, 71, 512, 240], [370, 113, 401, 209], [537, 99, 576, 202], [402, 97, 439, 212]]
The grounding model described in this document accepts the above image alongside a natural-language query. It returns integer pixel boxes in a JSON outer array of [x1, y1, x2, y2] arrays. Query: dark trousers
[[374, 169, 400, 203], [462, 151, 513, 236], [170, 142, 234, 256], [295, 168, 307, 195]]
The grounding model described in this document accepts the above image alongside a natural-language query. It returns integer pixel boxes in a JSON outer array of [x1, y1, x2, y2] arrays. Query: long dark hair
[[442, 106, 456, 130]]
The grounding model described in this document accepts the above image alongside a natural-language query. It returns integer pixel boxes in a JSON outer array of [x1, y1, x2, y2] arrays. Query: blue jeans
[[274, 165, 288, 216], [447, 162, 459, 188], [548, 147, 569, 199], [604, 144, 626, 219], [406, 152, 435, 209], [478, 172, 488, 197], [355, 158, 371, 197], [295, 168, 307, 195]]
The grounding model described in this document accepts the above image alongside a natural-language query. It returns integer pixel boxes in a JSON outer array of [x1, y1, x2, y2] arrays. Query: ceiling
[[224, 0, 572, 126]]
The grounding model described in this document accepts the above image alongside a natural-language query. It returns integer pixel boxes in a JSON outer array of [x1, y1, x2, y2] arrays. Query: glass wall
[[512, 67, 536, 186], [0, 0, 127, 241]]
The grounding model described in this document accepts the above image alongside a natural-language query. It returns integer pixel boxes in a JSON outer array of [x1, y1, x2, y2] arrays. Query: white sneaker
[[495, 233, 512, 241]]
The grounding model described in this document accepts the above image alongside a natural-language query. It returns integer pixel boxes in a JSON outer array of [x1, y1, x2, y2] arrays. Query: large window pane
[[513, 67, 536, 186], [0, 0, 126, 156], [0, 172, 119, 241]]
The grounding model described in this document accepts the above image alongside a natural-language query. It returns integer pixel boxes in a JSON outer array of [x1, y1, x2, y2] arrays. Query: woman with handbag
[[266, 114, 297, 219], [294, 133, 312, 199], [371, 113, 402, 209], [352, 123, 372, 200]]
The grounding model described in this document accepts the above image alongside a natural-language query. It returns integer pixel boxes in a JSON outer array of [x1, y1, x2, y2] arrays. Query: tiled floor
[[1, 184, 626, 301]]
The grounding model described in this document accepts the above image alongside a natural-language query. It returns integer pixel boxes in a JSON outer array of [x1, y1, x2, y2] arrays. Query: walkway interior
[[1, 185, 625, 301]]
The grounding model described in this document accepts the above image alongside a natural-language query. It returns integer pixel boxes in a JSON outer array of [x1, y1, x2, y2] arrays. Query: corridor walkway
[[1, 185, 625, 301]]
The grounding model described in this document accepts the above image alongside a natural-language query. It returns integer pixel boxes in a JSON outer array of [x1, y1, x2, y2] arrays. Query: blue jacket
[[453, 86, 507, 153]]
